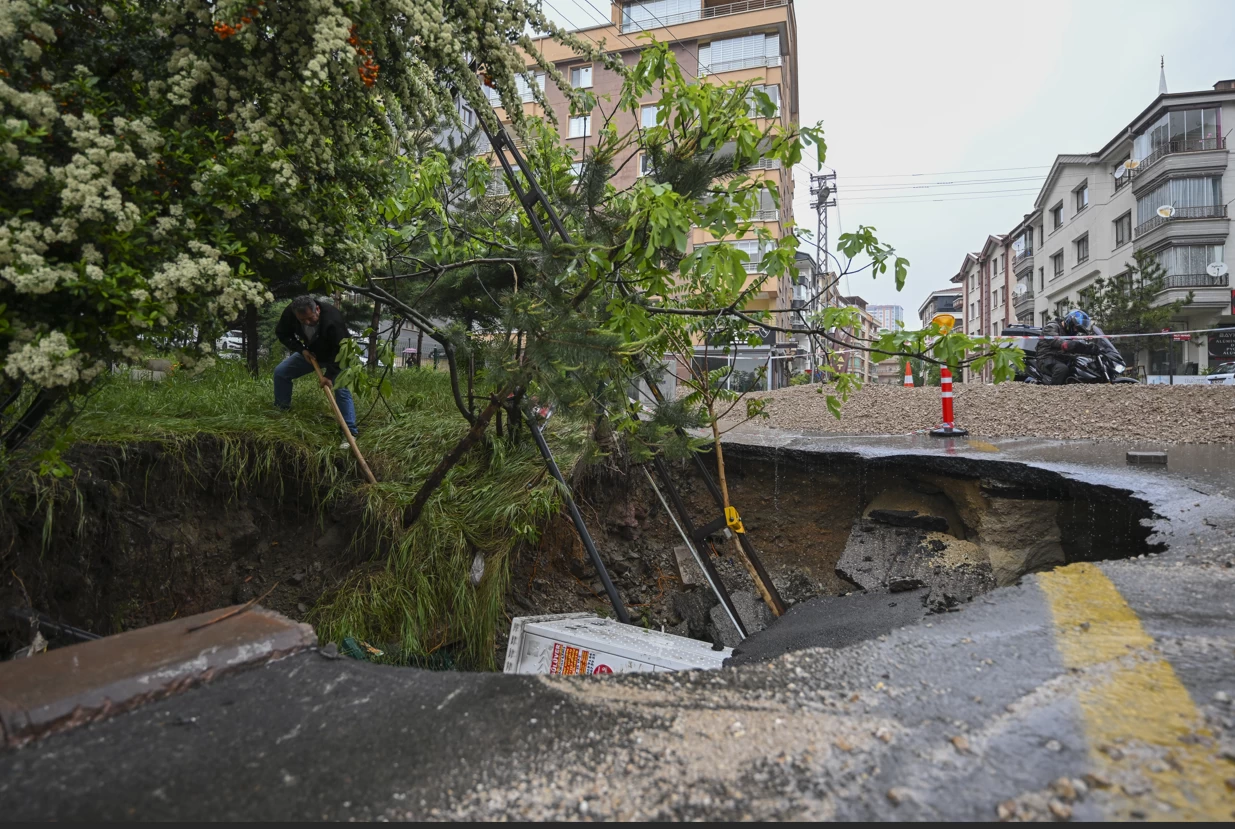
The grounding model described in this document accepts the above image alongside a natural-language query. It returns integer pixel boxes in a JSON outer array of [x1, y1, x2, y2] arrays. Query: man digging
[[274, 295, 359, 448]]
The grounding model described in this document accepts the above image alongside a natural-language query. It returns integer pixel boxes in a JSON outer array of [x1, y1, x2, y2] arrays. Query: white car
[[1207, 361, 1235, 386]]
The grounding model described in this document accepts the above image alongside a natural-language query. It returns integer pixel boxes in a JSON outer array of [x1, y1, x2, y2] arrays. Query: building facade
[[867, 304, 904, 332], [917, 289, 964, 330], [504, 0, 802, 389], [950, 77, 1235, 380]]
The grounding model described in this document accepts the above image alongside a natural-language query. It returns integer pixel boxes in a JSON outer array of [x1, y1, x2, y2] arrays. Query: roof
[[1033, 82, 1235, 209], [950, 252, 978, 283]]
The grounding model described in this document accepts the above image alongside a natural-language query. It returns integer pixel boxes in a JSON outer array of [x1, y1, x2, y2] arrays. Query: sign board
[[503, 613, 731, 676], [1173, 333, 1191, 342], [1210, 327, 1235, 361]]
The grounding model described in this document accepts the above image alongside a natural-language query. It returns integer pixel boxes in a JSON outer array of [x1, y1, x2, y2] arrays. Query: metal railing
[[753, 208, 780, 221], [620, 0, 787, 32], [1160, 272, 1230, 289], [1134, 204, 1228, 237], [1125, 136, 1227, 180], [1013, 249, 1034, 270], [699, 54, 782, 76]]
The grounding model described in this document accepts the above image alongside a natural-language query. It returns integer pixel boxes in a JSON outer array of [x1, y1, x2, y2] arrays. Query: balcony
[[1012, 284, 1035, 315], [621, 0, 788, 33], [700, 54, 783, 76], [1161, 272, 1229, 289], [1013, 249, 1034, 273], [1125, 137, 1227, 181], [1134, 204, 1228, 237]]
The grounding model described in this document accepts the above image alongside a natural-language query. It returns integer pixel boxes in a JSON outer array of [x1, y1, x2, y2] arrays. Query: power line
[[842, 190, 1044, 206], [840, 164, 1053, 181], [841, 175, 1046, 192]]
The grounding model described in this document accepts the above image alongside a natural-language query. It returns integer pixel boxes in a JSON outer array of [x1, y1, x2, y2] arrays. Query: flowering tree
[[0, 0, 571, 455]]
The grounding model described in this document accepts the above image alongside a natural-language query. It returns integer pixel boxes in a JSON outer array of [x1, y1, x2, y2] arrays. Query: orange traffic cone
[[903, 363, 914, 388]]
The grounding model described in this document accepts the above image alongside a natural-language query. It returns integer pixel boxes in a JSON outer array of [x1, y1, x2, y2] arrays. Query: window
[[699, 33, 780, 76], [1038, 267, 1044, 291], [1051, 203, 1064, 230], [991, 289, 998, 309], [1055, 300, 1070, 318], [1051, 251, 1064, 278], [640, 105, 658, 129], [621, 0, 700, 33], [1136, 177, 1222, 226], [1114, 213, 1131, 248], [1132, 107, 1222, 162], [1157, 244, 1225, 278], [1040, 310, 1050, 327], [746, 84, 781, 117], [1000, 287, 1006, 306], [459, 103, 476, 128], [568, 114, 591, 138], [570, 65, 593, 89], [969, 274, 975, 290], [971, 301, 977, 318], [1074, 182, 1089, 213], [1074, 234, 1089, 265], [638, 153, 653, 177]]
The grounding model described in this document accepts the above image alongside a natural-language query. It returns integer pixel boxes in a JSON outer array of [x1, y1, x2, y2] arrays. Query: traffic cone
[[930, 368, 969, 437], [903, 363, 914, 388]]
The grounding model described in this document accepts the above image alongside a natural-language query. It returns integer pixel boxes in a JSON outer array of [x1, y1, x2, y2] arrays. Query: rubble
[[722, 382, 1235, 444]]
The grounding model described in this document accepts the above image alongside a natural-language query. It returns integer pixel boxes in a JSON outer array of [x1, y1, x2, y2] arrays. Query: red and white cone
[[903, 363, 914, 388], [930, 368, 969, 437]]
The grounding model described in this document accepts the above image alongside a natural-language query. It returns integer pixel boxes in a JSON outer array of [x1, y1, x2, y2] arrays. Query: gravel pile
[[720, 382, 1235, 444]]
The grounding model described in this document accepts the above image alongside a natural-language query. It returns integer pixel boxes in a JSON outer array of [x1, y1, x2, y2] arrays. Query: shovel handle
[[305, 353, 377, 485]]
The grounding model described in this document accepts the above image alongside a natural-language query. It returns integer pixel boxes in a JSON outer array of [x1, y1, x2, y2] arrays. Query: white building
[[955, 74, 1235, 378], [867, 304, 904, 331]]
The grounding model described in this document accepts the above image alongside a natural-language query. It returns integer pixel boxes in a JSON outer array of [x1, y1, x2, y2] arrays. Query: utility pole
[[809, 171, 837, 375]]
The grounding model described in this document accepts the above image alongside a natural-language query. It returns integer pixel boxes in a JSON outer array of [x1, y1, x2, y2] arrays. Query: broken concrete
[[837, 520, 996, 613], [709, 590, 775, 648], [0, 605, 315, 747]]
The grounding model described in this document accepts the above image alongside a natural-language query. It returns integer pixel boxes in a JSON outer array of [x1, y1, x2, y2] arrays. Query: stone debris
[[996, 777, 1088, 822], [719, 382, 1235, 445]]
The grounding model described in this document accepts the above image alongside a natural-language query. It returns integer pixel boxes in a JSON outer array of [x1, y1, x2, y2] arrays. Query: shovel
[[305, 352, 378, 485]]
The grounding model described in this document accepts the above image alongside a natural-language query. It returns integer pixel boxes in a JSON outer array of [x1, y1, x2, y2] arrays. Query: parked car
[[1207, 362, 1235, 386]]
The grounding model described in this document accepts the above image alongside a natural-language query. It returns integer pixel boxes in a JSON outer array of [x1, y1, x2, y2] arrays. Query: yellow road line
[[1038, 562, 1231, 821]]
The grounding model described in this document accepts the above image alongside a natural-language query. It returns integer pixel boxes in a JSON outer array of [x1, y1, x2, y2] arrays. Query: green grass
[[65, 359, 586, 670]]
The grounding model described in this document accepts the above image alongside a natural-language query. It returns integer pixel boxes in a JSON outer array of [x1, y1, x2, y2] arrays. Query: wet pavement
[[1, 433, 1233, 821]]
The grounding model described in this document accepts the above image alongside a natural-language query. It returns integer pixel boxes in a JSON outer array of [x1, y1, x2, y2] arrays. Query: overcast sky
[[539, 0, 1235, 327]]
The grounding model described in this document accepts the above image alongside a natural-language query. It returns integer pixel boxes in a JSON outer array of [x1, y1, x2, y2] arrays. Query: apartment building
[[917, 289, 964, 330], [867, 304, 904, 332], [952, 77, 1235, 380], [496, 0, 802, 388], [832, 295, 878, 382]]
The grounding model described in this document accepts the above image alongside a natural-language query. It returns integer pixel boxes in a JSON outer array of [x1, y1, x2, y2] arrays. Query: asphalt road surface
[[2, 435, 1233, 821]]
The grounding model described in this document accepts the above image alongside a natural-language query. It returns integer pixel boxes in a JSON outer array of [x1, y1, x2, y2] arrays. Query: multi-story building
[[917, 289, 964, 330], [833, 295, 878, 382], [502, 0, 802, 389], [952, 75, 1235, 380], [867, 304, 904, 332]]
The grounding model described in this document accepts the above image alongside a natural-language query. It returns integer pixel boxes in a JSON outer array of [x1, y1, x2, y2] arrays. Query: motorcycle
[[1065, 336, 1138, 384], [1001, 324, 1138, 384]]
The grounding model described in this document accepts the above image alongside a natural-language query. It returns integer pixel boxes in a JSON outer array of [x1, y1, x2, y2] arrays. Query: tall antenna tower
[[809, 171, 837, 285]]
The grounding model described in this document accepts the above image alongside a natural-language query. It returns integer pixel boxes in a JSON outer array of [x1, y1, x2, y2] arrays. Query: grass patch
[[61, 359, 586, 670]]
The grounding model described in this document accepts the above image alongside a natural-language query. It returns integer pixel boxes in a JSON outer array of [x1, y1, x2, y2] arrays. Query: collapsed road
[[1, 433, 1233, 822]]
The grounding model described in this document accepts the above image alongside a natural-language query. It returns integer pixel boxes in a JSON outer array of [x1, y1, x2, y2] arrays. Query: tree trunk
[[2, 388, 64, 453], [243, 304, 259, 377], [367, 300, 381, 371], [416, 331, 424, 368], [402, 396, 502, 528]]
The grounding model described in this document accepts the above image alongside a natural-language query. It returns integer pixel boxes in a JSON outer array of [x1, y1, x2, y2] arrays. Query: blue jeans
[[273, 353, 358, 436]]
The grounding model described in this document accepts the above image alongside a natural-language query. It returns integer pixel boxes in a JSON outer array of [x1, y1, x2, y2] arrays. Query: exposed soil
[[4, 438, 1161, 665], [720, 382, 1235, 444], [0, 440, 366, 657]]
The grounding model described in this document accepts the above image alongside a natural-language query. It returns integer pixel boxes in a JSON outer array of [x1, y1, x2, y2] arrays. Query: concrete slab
[[0, 605, 314, 747]]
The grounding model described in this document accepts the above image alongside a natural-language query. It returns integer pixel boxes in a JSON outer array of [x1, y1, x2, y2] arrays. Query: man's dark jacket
[[275, 301, 351, 378], [1036, 318, 1099, 385]]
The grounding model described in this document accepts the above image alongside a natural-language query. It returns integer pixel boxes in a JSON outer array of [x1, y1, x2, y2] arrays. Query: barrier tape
[[1004, 326, 1234, 341]]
